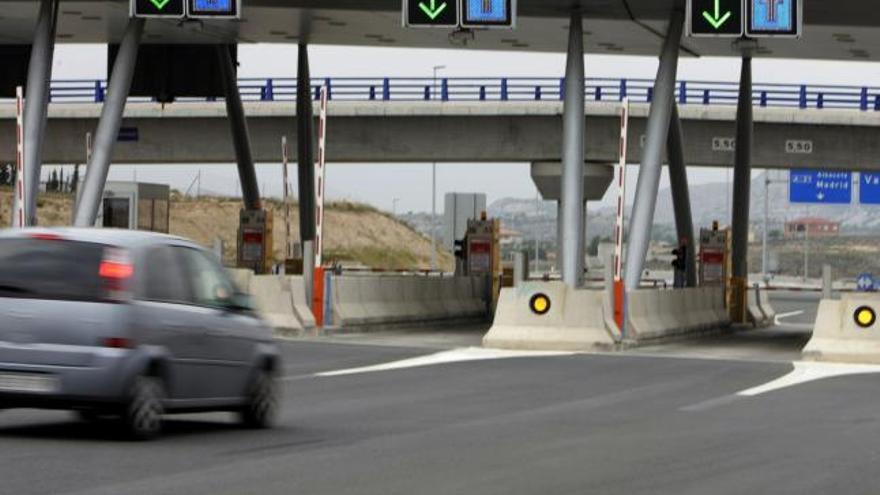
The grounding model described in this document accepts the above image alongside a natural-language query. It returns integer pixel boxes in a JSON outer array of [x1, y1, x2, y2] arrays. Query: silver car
[[0, 228, 280, 439]]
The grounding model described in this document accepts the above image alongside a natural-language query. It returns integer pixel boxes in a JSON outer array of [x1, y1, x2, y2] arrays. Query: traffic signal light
[[454, 239, 465, 259]]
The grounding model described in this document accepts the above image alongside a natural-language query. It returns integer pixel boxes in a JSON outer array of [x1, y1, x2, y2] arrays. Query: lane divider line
[[314, 347, 576, 378]]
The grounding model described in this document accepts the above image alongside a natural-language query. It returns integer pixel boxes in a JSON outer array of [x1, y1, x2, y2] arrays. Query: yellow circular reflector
[[529, 293, 551, 315], [855, 306, 876, 328]]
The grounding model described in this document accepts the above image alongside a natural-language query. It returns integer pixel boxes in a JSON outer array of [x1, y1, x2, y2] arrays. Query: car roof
[[0, 227, 199, 250]]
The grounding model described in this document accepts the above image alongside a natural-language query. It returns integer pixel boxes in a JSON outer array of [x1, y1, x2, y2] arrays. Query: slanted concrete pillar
[[667, 104, 697, 287], [15, 0, 58, 226], [559, 11, 586, 288], [74, 18, 144, 227], [217, 45, 261, 210], [623, 9, 684, 291]]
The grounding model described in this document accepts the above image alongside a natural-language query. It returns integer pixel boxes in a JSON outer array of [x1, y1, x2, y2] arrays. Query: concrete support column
[[217, 45, 261, 210], [667, 104, 696, 287], [15, 0, 58, 226], [296, 44, 316, 243], [297, 44, 317, 287], [731, 57, 753, 281], [559, 11, 586, 288], [623, 10, 684, 291], [74, 18, 144, 227]]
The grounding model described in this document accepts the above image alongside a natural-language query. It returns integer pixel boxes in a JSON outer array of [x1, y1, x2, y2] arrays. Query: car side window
[[175, 247, 235, 308], [139, 246, 191, 303]]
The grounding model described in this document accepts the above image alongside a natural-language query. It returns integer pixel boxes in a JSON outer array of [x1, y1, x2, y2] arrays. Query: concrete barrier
[[803, 295, 880, 364], [484, 282, 616, 351], [626, 287, 729, 341], [250, 275, 304, 333], [746, 288, 767, 326], [288, 276, 316, 330], [326, 274, 489, 328], [758, 289, 777, 322]]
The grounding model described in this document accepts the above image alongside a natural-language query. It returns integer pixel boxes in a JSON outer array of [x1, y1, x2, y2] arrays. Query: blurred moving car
[[0, 228, 280, 439]]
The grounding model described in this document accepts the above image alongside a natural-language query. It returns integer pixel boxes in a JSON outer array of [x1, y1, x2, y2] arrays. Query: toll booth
[[91, 181, 170, 233], [460, 215, 501, 309], [237, 209, 274, 274], [699, 224, 733, 316]]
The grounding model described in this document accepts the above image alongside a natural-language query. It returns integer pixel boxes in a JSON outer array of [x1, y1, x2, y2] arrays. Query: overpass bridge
[[2, 76, 879, 169]]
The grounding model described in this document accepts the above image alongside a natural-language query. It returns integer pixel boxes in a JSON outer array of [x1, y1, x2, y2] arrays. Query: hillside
[[0, 188, 454, 271]]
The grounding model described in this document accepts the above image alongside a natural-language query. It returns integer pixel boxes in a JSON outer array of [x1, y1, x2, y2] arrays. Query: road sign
[[461, 0, 516, 28], [131, 0, 185, 18], [860, 172, 880, 205], [403, 0, 458, 28], [687, 0, 744, 37], [789, 169, 852, 204], [746, 0, 801, 38], [857, 273, 876, 292], [188, 0, 240, 18]]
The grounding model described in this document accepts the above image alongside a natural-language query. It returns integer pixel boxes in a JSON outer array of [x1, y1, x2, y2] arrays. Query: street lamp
[[762, 170, 788, 283], [430, 65, 446, 272]]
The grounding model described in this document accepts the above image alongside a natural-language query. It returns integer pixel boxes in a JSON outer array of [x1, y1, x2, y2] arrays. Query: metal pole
[[431, 162, 437, 271], [217, 45, 260, 210], [16, 0, 58, 225], [623, 9, 684, 291], [560, 10, 586, 288], [762, 170, 769, 282], [731, 57, 753, 281], [804, 208, 810, 281], [667, 103, 696, 287], [74, 18, 144, 227]]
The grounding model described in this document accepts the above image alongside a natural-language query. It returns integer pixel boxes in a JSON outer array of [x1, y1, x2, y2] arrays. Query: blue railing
[[33, 77, 880, 111]]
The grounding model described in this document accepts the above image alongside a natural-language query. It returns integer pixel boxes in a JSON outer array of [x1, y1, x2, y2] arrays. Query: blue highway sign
[[789, 169, 852, 204], [857, 273, 876, 292], [747, 0, 801, 37], [461, 0, 515, 28], [860, 172, 880, 205]]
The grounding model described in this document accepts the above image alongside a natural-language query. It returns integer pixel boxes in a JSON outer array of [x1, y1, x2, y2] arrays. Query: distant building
[[784, 217, 840, 239]]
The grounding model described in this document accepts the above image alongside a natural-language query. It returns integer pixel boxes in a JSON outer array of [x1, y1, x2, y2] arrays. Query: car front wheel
[[239, 370, 278, 429], [122, 376, 164, 440]]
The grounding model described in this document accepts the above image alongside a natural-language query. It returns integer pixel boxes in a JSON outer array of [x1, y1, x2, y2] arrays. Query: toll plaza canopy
[[0, 0, 876, 61]]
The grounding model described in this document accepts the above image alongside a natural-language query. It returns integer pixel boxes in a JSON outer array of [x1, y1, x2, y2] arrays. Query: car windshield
[[0, 238, 106, 302]]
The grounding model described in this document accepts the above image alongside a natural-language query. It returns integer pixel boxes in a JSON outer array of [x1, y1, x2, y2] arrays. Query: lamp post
[[430, 65, 446, 272]]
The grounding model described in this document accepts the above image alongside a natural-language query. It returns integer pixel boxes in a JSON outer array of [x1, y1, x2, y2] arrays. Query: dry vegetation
[[0, 187, 453, 271]]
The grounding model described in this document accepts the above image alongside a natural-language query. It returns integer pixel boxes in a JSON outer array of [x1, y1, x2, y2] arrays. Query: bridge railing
[[11, 77, 880, 111]]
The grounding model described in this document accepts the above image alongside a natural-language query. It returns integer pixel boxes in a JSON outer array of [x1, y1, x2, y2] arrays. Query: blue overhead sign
[[860, 172, 880, 205], [461, 0, 515, 28], [789, 169, 852, 204], [747, 0, 801, 37]]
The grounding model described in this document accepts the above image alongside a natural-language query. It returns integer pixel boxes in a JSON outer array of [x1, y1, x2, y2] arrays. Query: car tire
[[239, 370, 278, 429], [122, 376, 164, 440]]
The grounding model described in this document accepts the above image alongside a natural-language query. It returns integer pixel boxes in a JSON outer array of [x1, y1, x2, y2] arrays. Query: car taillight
[[100, 247, 133, 301], [28, 232, 65, 241], [102, 337, 134, 349]]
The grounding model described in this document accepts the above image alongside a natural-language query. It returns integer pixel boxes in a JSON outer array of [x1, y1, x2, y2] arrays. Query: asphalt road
[[4, 293, 875, 494]]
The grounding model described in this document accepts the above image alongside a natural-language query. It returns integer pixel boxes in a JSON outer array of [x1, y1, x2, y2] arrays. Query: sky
[[43, 42, 880, 213]]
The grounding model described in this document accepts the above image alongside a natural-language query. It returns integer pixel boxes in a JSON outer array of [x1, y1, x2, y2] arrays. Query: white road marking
[[737, 361, 880, 397], [315, 347, 576, 377], [774, 310, 805, 326]]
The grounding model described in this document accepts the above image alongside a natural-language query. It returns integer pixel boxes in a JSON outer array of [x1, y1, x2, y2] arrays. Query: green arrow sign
[[418, 0, 448, 20], [150, 0, 171, 9], [702, 0, 732, 29], [688, 0, 742, 37]]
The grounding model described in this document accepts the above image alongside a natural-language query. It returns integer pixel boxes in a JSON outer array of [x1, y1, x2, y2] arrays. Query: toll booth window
[[138, 198, 154, 231], [153, 200, 169, 233], [103, 198, 130, 229]]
